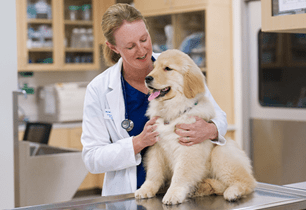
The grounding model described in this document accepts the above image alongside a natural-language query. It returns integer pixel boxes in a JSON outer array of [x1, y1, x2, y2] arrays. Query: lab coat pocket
[[104, 109, 113, 120], [103, 109, 124, 143]]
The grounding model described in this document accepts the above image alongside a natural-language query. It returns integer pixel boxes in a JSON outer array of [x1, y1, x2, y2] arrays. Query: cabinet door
[[146, 11, 206, 72], [68, 126, 105, 191], [16, 0, 103, 72], [17, 0, 60, 71], [60, 0, 100, 71], [146, 15, 173, 53], [173, 11, 206, 71], [69, 127, 83, 149], [48, 128, 70, 148]]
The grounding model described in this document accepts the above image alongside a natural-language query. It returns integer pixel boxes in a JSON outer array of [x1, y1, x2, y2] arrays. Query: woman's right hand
[[133, 116, 160, 154]]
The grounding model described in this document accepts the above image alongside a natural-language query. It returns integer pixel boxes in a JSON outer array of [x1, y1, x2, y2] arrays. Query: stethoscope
[[121, 56, 156, 132], [121, 72, 134, 132]]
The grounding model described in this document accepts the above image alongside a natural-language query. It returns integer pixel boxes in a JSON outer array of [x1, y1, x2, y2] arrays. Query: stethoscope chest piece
[[121, 119, 134, 132]]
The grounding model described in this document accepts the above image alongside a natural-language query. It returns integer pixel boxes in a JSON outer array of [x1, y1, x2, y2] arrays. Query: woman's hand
[[133, 116, 160, 154], [175, 116, 218, 146]]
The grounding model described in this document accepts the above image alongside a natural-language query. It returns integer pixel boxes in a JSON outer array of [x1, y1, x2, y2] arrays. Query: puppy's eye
[[164, 67, 172, 71]]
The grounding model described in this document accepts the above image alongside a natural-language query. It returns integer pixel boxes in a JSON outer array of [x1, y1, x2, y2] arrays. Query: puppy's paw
[[223, 185, 242, 202], [162, 188, 187, 205], [135, 186, 157, 199]]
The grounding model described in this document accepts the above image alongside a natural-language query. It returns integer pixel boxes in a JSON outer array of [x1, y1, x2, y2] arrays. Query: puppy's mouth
[[148, 86, 171, 101]]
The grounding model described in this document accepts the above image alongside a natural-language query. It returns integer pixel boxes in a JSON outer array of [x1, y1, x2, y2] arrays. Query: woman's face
[[108, 20, 153, 71]]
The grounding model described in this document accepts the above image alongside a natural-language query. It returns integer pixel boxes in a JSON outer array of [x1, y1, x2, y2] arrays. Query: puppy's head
[[146, 49, 205, 102]]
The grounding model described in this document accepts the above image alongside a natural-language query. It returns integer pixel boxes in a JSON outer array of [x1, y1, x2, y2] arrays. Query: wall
[[232, 0, 254, 155], [0, 1, 18, 208]]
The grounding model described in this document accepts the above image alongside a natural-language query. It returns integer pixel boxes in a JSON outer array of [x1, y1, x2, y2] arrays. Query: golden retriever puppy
[[135, 49, 256, 205]]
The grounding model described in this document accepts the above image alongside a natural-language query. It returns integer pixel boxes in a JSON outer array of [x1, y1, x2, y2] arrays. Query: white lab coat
[[81, 52, 227, 196]]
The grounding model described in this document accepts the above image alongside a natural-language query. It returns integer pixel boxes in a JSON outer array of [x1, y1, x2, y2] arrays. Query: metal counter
[[11, 183, 306, 210]]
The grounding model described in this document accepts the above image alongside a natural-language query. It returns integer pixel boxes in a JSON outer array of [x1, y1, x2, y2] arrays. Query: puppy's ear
[[183, 68, 205, 99]]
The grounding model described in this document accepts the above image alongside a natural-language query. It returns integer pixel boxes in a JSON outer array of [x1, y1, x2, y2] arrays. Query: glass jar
[[81, 4, 91, 21], [68, 5, 80, 21]]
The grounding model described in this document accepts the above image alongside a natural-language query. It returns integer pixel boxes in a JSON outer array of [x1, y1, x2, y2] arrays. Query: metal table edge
[[9, 182, 306, 210]]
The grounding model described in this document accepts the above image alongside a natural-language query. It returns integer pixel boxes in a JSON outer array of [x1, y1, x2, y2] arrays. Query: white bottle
[[35, 0, 48, 19], [81, 4, 91, 21], [79, 28, 88, 48], [71, 28, 80, 48]]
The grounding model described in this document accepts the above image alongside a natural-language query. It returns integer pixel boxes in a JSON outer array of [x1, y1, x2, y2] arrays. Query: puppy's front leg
[[162, 161, 204, 205], [135, 144, 168, 199]]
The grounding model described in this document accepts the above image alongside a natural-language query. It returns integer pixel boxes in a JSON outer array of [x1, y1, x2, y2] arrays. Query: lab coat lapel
[[106, 59, 130, 139], [106, 53, 159, 140]]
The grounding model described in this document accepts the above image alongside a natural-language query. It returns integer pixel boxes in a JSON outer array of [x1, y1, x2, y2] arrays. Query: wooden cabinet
[[16, 0, 110, 72], [135, 0, 235, 128], [146, 11, 206, 72], [261, 0, 306, 33], [134, 0, 229, 17], [18, 126, 104, 191]]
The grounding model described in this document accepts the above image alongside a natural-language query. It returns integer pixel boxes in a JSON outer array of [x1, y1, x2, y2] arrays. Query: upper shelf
[[64, 20, 93, 25], [27, 19, 53, 24]]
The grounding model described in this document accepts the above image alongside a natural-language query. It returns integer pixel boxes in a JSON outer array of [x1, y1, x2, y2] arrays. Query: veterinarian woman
[[81, 3, 228, 196]]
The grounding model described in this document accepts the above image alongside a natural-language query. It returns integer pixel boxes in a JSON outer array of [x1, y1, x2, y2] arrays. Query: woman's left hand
[[175, 116, 218, 146]]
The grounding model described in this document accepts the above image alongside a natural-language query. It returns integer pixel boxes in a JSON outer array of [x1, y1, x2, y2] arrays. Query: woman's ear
[[105, 41, 119, 54], [183, 67, 205, 99]]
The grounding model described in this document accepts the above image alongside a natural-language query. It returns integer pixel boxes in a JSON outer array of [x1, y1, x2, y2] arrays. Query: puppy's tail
[[192, 178, 227, 197]]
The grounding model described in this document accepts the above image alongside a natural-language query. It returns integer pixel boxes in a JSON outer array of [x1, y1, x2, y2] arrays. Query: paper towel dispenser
[[38, 82, 88, 123]]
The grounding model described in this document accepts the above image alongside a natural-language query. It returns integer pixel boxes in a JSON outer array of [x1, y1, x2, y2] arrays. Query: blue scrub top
[[121, 75, 149, 189]]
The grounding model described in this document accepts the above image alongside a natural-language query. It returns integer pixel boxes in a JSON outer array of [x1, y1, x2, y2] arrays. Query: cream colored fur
[[135, 49, 256, 205]]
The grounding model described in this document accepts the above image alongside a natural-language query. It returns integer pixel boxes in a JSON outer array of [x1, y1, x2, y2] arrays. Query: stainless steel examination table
[[11, 182, 306, 210]]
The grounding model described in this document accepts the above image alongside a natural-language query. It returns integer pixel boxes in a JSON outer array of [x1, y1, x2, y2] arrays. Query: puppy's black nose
[[145, 76, 154, 84]]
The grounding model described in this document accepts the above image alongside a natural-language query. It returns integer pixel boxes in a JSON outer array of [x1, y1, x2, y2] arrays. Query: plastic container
[[81, 4, 91, 21], [27, 3, 36, 19], [68, 5, 79, 21]]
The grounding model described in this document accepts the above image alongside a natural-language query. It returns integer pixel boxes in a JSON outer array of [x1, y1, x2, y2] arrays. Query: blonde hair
[[101, 3, 148, 66]]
